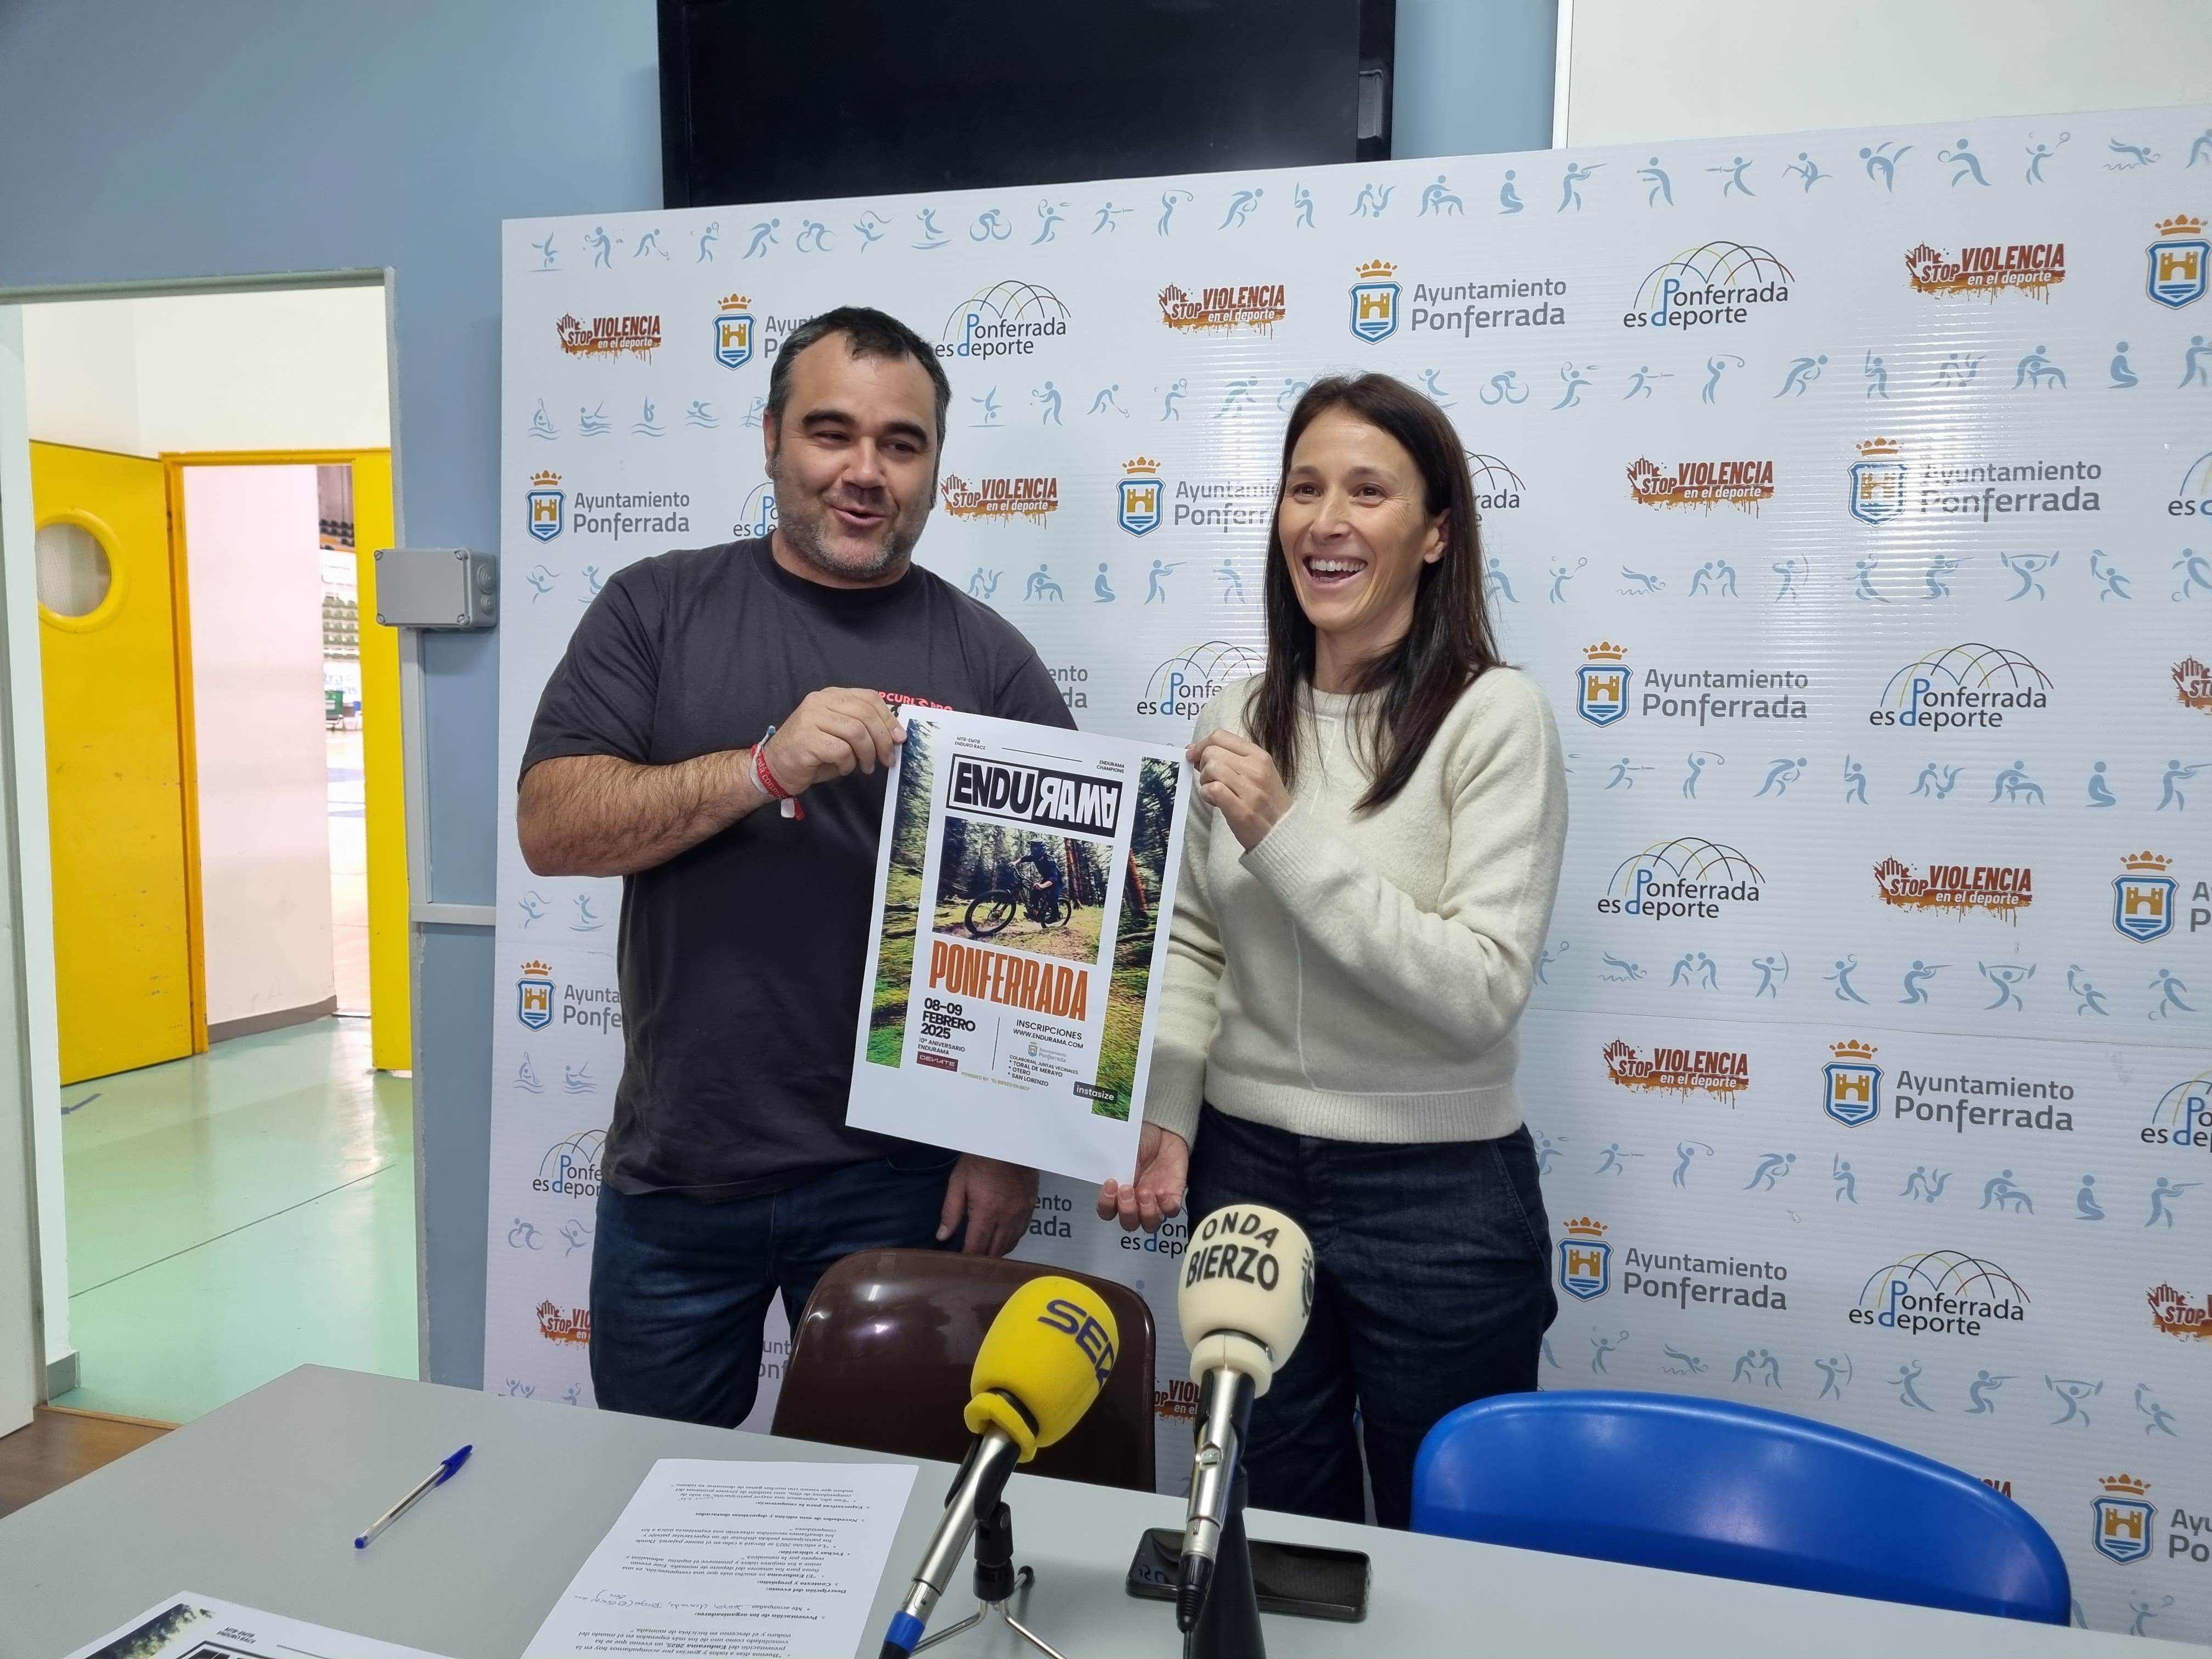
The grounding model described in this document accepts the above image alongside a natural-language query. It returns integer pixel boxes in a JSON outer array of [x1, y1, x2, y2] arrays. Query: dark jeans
[[1186, 1104, 1556, 1529], [590, 1150, 957, 1427]]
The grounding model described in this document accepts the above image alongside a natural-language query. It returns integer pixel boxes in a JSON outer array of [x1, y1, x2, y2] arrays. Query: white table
[[0, 1366, 2172, 1658]]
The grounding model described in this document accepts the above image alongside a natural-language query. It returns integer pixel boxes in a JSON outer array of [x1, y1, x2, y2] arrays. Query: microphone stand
[[1186, 1380, 1274, 1659], [1183, 1458, 1265, 1659], [916, 1480, 1074, 1658]]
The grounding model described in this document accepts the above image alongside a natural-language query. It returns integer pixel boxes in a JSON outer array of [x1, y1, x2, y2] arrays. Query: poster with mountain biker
[[848, 708, 1190, 1182]]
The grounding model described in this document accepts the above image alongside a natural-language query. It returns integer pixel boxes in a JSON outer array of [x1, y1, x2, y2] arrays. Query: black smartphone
[[1124, 1527, 1370, 1622]]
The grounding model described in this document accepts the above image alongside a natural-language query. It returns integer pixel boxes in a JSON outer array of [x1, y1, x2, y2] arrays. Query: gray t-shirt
[[521, 537, 1074, 1199]]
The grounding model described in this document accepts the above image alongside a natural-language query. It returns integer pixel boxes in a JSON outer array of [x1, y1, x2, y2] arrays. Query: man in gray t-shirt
[[518, 307, 1069, 1428]]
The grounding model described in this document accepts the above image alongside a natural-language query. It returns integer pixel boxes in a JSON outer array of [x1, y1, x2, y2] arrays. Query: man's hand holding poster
[[848, 710, 1190, 1181]]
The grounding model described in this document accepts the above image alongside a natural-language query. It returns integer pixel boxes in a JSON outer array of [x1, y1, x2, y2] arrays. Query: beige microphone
[[1176, 1204, 1314, 1632]]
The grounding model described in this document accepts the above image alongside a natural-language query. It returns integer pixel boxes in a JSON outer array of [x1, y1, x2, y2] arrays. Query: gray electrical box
[[373, 547, 499, 629]]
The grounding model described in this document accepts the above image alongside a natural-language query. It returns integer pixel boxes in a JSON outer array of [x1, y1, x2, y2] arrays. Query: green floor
[[51, 1017, 417, 1422]]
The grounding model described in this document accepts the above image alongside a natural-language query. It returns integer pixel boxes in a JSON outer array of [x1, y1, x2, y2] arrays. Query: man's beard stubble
[[768, 452, 930, 582]]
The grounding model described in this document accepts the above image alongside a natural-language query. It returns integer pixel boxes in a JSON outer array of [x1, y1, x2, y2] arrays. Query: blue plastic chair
[[1411, 1390, 2068, 1623]]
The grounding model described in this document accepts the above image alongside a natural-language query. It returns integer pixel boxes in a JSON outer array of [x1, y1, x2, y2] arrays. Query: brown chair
[[772, 1249, 1156, 1492]]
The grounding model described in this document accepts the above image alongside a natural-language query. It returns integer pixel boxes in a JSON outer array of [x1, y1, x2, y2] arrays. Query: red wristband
[[751, 740, 793, 800], [752, 739, 803, 820]]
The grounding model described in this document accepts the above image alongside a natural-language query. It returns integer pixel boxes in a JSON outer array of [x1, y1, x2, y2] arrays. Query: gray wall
[[1397, 0, 1559, 158], [0, 0, 1553, 1392], [0, 0, 661, 1387]]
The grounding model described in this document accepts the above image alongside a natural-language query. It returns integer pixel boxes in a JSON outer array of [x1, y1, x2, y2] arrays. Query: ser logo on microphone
[[1036, 1296, 1117, 1384]]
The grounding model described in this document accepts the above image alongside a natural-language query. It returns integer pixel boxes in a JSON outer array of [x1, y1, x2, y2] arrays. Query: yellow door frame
[[161, 448, 411, 1069]]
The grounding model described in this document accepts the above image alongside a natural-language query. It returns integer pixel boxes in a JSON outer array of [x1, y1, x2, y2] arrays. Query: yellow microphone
[[883, 1276, 1120, 1656], [963, 1274, 1120, 1458]]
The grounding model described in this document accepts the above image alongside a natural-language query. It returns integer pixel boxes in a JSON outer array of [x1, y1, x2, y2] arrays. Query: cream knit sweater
[[1144, 668, 1567, 1146]]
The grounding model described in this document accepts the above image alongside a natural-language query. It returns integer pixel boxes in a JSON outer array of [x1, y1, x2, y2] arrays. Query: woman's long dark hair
[[1247, 373, 1504, 811]]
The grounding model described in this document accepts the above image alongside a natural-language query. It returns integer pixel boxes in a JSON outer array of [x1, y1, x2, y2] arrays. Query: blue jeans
[[590, 1150, 957, 1426], [1186, 1104, 1556, 1528]]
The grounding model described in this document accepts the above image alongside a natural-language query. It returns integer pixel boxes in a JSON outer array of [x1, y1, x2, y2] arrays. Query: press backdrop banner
[[495, 106, 2212, 1638]]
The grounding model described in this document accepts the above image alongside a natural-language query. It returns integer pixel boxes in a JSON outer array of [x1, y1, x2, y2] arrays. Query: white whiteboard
[[1561, 0, 2212, 149]]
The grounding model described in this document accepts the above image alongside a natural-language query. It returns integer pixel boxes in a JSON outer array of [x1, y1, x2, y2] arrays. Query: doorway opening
[[10, 281, 415, 1421], [321, 462, 370, 1019]]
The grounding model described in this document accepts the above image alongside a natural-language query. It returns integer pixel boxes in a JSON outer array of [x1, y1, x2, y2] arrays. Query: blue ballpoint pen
[[354, 1445, 472, 1549]]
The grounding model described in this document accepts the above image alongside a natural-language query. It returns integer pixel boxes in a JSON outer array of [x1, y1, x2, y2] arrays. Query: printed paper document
[[66, 1594, 451, 1659], [523, 1458, 918, 1657]]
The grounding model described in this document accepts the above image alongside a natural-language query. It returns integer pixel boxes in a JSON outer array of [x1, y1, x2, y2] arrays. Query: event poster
[[848, 710, 1189, 1182], [494, 101, 2212, 1631], [64, 1596, 449, 1659]]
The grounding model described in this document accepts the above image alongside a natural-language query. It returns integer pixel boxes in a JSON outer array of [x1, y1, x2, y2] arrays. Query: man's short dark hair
[[765, 306, 951, 445]]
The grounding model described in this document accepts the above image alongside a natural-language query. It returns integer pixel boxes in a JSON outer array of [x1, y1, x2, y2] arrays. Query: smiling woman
[[1252, 375, 1505, 805], [1097, 372, 1570, 1531]]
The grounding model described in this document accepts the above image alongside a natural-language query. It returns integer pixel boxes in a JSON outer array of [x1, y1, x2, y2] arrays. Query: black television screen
[[659, 0, 1393, 209]]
